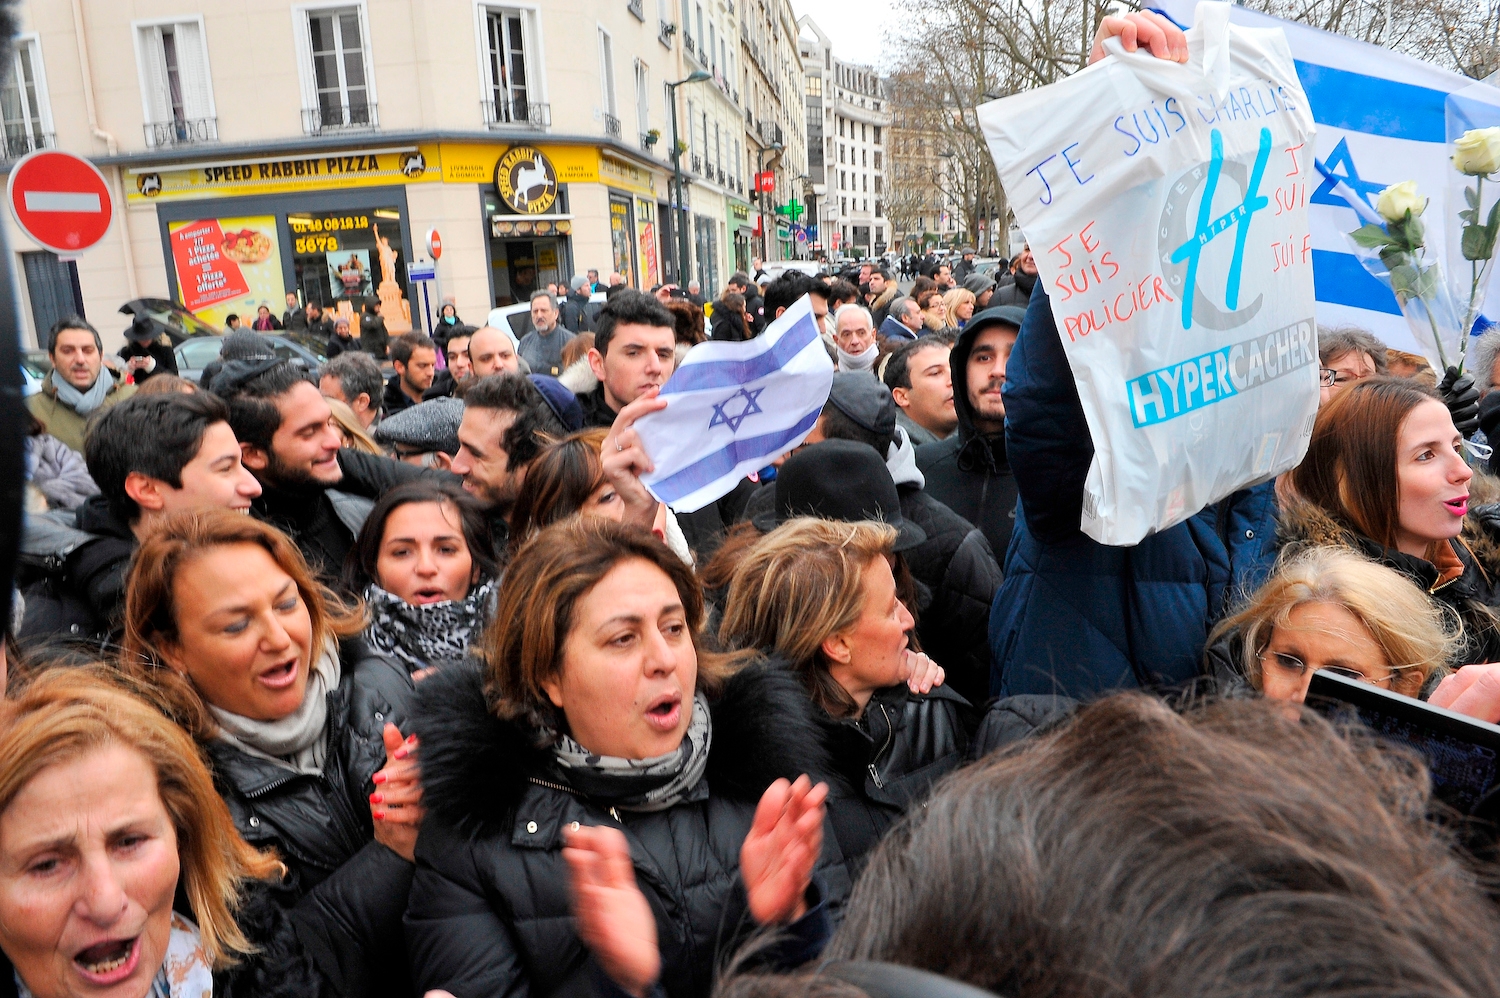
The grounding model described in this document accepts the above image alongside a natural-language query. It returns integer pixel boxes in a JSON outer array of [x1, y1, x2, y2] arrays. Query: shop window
[[297, 5, 375, 132], [610, 196, 637, 287], [135, 19, 216, 147], [482, 8, 544, 128], [286, 207, 409, 333], [1, 37, 52, 159]]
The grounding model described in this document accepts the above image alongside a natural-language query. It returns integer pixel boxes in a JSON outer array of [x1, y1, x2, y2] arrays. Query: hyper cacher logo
[[1159, 126, 1272, 332]]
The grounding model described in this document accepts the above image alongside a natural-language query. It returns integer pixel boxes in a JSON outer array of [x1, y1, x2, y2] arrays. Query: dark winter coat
[[325, 330, 357, 358], [577, 382, 619, 429], [710, 305, 751, 341], [560, 291, 594, 333], [1276, 494, 1500, 666], [0, 880, 337, 998], [989, 270, 1036, 307], [818, 682, 969, 880], [404, 658, 853, 998], [383, 373, 418, 414], [360, 313, 389, 358], [303, 314, 335, 344], [987, 286, 1279, 701], [968, 694, 1078, 759], [117, 339, 179, 384], [17, 495, 137, 648], [915, 319, 1021, 561], [208, 638, 416, 998]]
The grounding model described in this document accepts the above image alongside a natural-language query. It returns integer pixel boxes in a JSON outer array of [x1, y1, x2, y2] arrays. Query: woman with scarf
[[121, 510, 421, 998], [0, 666, 343, 998], [405, 517, 851, 998], [345, 481, 498, 676]]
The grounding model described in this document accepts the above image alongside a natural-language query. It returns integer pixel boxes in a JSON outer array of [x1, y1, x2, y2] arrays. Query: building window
[[635, 59, 650, 141], [302, 6, 375, 130], [0, 36, 52, 158], [482, 8, 545, 127], [862, 174, 867, 192], [839, 170, 845, 188], [837, 117, 843, 137], [873, 125, 881, 144], [839, 145, 844, 164], [873, 150, 881, 169], [841, 197, 846, 214], [806, 74, 820, 97], [862, 148, 867, 167], [598, 28, 618, 134], [861, 122, 866, 141], [874, 175, 882, 193], [695, 4, 705, 55], [708, 22, 716, 70], [135, 20, 216, 146], [875, 201, 882, 218]]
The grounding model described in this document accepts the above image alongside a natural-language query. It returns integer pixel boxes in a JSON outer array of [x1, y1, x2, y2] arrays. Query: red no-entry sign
[[7, 150, 114, 255]]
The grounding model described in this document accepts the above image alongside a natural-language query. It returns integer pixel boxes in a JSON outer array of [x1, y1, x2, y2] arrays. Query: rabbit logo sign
[[494, 146, 558, 215]]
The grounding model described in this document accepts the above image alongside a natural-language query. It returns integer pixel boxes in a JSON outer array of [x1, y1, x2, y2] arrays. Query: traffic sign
[[7, 150, 113, 255], [426, 228, 443, 260], [408, 259, 436, 281], [755, 171, 775, 193]]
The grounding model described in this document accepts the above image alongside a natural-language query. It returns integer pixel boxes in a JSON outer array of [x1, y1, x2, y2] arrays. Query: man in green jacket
[[27, 317, 135, 454]]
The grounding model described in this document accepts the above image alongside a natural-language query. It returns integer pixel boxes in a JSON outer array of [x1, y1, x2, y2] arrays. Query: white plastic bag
[[977, 1, 1319, 545]]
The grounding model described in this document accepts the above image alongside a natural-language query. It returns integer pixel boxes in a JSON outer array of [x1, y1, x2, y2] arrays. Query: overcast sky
[[790, 0, 899, 71]]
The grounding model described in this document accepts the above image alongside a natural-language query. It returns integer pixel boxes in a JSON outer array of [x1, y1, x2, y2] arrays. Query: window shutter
[[175, 21, 214, 120], [140, 26, 171, 124]]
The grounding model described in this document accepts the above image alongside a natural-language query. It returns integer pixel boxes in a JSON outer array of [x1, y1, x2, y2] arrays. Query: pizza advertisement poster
[[169, 215, 285, 327]]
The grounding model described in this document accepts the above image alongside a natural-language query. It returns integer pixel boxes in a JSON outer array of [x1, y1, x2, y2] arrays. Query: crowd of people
[[11, 11, 1500, 998]]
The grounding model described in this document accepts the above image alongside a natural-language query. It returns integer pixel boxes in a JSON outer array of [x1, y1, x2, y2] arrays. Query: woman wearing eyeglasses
[[1282, 377, 1500, 666], [1206, 546, 1452, 702]]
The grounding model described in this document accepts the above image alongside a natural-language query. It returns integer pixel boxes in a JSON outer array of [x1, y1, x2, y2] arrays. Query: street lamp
[[667, 70, 711, 286], [755, 140, 783, 265]]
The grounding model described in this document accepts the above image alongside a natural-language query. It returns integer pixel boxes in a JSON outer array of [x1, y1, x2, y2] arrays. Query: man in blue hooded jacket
[[988, 285, 1279, 700]]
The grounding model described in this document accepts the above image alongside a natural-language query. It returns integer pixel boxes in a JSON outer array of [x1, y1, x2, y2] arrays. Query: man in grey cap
[[375, 396, 464, 469], [953, 247, 978, 284], [963, 273, 996, 309], [560, 275, 595, 333]]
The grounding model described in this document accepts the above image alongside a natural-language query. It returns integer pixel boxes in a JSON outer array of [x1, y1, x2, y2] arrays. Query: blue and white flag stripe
[[1157, 2, 1484, 353], [634, 295, 834, 513]]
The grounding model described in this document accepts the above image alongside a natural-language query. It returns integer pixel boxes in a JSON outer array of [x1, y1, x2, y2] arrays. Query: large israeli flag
[[635, 295, 834, 513], [1157, 1, 1484, 353]]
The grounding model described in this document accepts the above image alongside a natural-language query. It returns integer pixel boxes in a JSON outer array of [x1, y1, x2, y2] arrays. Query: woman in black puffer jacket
[[406, 518, 850, 998], [718, 517, 967, 882], [121, 511, 420, 998]]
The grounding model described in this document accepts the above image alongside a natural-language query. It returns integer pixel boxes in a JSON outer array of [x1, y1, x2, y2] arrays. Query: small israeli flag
[[635, 295, 834, 513]]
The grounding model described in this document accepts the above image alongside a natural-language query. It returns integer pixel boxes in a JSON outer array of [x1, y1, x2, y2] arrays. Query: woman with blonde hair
[[1206, 546, 1454, 702], [916, 288, 952, 334], [326, 396, 382, 454], [719, 516, 961, 879], [0, 666, 341, 996], [941, 287, 977, 330], [121, 509, 422, 998]]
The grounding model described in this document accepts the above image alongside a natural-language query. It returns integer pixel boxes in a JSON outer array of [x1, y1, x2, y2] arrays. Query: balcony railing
[[627, 0, 645, 20], [684, 33, 695, 55], [641, 132, 656, 152], [482, 99, 550, 129], [603, 113, 621, 139], [658, 20, 675, 46], [302, 102, 378, 135], [691, 154, 702, 174], [1, 127, 54, 160], [144, 116, 218, 148]]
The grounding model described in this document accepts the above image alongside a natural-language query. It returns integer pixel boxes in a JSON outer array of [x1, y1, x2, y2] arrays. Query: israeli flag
[[635, 295, 834, 513], [1156, 1, 1487, 353]]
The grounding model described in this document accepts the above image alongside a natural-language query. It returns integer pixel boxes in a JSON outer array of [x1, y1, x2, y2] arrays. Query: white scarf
[[49, 369, 111, 415], [837, 341, 879, 373], [14, 913, 212, 998], [210, 639, 341, 776]]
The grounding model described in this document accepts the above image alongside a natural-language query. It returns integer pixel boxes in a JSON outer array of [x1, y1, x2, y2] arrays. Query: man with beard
[[384, 332, 439, 414], [866, 267, 898, 327], [449, 373, 567, 547], [915, 306, 1023, 559], [220, 359, 435, 586], [423, 328, 473, 400], [467, 325, 523, 379], [991, 245, 1038, 306]]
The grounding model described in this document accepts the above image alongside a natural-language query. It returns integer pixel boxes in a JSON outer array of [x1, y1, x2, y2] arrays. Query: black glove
[[1439, 365, 1481, 436]]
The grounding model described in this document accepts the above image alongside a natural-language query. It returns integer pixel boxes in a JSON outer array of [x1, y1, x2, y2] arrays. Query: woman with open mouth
[[406, 517, 848, 998], [119, 510, 421, 998], [718, 517, 966, 882], [345, 481, 499, 678], [0, 667, 340, 998], [1281, 377, 1500, 667]]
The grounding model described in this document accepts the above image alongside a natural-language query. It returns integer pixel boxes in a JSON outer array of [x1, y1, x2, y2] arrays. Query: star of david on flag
[[633, 295, 834, 512]]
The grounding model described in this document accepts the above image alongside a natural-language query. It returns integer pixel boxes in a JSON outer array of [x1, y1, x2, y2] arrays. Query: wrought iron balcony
[[1, 127, 53, 160], [691, 154, 702, 174], [627, 0, 645, 20], [302, 102, 378, 134], [659, 20, 675, 46], [482, 99, 550, 129], [684, 34, 695, 55], [603, 113, 621, 139], [144, 116, 218, 148]]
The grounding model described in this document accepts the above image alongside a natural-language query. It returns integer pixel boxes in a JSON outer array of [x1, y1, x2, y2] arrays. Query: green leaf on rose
[[1467, 184, 1480, 210], [1350, 223, 1394, 248], [1463, 223, 1492, 261]]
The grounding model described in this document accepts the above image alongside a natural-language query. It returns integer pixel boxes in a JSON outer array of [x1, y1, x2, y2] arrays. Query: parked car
[[175, 333, 326, 386], [21, 349, 50, 397], [760, 261, 826, 280]]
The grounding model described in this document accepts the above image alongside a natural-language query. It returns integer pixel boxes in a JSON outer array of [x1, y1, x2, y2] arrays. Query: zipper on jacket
[[242, 774, 302, 799], [867, 704, 894, 789], [528, 776, 580, 796]]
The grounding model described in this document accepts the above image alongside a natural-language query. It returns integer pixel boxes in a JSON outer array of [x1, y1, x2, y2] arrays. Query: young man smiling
[[19, 392, 261, 644]]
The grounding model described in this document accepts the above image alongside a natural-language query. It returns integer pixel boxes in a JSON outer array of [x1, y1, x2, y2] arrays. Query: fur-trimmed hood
[[412, 656, 837, 838], [558, 356, 597, 395]]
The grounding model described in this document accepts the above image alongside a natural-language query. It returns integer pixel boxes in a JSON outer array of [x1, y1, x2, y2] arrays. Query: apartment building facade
[[740, 0, 805, 265], [3, 0, 756, 347]]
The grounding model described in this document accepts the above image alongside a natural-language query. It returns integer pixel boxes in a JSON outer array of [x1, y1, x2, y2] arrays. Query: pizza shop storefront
[[125, 139, 672, 328]]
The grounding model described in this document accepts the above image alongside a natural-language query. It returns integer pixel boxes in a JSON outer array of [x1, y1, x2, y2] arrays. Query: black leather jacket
[[821, 683, 970, 880], [208, 639, 417, 998]]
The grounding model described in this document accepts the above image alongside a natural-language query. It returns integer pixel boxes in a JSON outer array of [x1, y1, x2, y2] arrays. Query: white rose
[[1376, 181, 1426, 223], [1453, 127, 1500, 177]]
